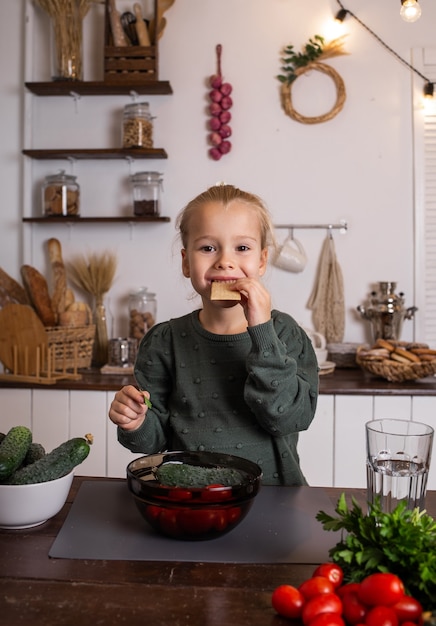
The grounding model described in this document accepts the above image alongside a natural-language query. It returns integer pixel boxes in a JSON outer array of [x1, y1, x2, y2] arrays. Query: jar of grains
[[122, 102, 153, 148], [130, 171, 163, 216], [42, 171, 80, 217], [129, 287, 157, 341]]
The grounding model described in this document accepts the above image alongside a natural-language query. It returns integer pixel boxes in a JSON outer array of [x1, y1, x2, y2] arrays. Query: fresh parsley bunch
[[316, 493, 436, 608]]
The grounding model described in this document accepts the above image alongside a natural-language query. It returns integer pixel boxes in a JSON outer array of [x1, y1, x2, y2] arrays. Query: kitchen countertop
[[1, 476, 433, 625], [1, 367, 436, 395]]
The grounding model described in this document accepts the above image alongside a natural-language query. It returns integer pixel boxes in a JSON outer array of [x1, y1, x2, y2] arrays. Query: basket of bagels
[[0, 238, 95, 372], [356, 339, 436, 382]]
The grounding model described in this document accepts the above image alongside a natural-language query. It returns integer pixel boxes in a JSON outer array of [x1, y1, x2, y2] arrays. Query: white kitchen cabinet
[[373, 395, 412, 420], [298, 394, 334, 487], [412, 396, 436, 490], [334, 395, 373, 489]]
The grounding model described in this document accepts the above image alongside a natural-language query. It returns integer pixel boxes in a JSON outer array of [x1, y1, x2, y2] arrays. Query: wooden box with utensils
[[104, 0, 159, 83]]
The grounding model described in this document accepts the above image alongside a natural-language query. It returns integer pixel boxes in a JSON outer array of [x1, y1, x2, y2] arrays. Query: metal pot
[[356, 281, 417, 342]]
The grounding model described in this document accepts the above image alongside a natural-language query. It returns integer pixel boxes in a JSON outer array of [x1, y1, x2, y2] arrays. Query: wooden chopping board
[[0, 304, 48, 375]]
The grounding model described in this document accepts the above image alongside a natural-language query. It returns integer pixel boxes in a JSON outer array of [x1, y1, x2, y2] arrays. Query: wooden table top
[[1, 477, 435, 626]]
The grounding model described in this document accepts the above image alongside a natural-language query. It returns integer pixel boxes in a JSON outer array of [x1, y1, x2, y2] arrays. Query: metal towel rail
[[274, 220, 348, 233]]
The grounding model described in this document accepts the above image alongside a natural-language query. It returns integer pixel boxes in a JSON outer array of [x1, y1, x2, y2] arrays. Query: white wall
[[1, 0, 436, 343]]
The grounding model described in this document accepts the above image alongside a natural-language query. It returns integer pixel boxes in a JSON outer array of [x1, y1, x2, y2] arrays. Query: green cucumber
[[8, 435, 92, 485], [23, 442, 46, 466], [0, 426, 32, 480], [155, 463, 244, 488]]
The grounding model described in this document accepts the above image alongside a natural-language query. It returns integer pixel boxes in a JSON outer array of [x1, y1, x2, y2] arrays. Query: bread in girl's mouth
[[210, 281, 241, 301]]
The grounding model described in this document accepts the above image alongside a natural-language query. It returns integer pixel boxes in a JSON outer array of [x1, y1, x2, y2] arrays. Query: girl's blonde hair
[[176, 184, 277, 250]]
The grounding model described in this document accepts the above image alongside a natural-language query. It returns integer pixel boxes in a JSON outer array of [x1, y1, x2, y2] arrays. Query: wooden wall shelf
[[22, 148, 168, 160], [25, 81, 173, 96], [22, 216, 171, 223]]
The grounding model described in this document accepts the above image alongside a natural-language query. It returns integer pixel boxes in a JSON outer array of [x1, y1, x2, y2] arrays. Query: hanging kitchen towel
[[307, 234, 345, 343]]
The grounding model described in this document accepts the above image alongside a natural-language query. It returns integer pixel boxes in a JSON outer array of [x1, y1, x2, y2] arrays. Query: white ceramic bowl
[[0, 470, 74, 529]]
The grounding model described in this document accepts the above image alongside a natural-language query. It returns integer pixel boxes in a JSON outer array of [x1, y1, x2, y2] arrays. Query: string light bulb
[[400, 0, 422, 23], [424, 82, 434, 98], [335, 9, 348, 23]]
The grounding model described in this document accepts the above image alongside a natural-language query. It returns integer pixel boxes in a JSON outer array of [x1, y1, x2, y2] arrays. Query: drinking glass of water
[[366, 418, 434, 513]]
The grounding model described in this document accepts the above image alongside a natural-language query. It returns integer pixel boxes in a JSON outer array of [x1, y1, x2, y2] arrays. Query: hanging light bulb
[[400, 0, 422, 23], [335, 9, 348, 23], [424, 82, 434, 98]]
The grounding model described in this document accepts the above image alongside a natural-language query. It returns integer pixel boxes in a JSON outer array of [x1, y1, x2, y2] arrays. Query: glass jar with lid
[[129, 287, 157, 340], [42, 170, 80, 217], [122, 102, 153, 149], [130, 171, 163, 216]]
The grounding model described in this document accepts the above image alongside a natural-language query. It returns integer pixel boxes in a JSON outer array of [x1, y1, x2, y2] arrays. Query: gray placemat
[[49, 481, 338, 563]]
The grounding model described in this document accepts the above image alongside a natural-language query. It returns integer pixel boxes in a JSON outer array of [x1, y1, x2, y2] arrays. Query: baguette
[[20, 264, 56, 327], [0, 267, 29, 306], [47, 238, 67, 324]]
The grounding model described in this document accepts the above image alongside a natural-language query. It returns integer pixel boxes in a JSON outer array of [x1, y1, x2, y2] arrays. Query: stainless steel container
[[357, 281, 417, 341], [108, 337, 138, 367]]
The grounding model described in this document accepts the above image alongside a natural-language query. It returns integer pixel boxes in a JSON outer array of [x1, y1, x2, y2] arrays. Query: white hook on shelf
[[69, 91, 81, 114]]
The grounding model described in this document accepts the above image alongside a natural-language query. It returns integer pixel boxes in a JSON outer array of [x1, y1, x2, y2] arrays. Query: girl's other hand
[[108, 385, 149, 431]]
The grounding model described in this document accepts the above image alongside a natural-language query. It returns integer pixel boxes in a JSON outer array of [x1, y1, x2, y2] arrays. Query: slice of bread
[[210, 281, 241, 301]]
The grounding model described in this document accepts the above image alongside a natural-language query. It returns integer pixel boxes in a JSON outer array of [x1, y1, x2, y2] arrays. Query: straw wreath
[[278, 35, 348, 124]]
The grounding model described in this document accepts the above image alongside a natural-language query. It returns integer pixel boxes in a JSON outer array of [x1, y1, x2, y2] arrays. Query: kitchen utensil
[[357, 281, 417, 342], [133, 3, 151, 46], [127, 450, 262, 541], [273, 230, 307, 273], [302, 327, 326, 351], [149, 0, 174, 41], [108, 0, 128, 46], [0, 303, 47, 375], [120, 11, 138, 45]]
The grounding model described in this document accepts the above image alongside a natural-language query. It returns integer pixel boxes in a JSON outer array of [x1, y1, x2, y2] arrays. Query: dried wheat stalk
[[33, 0, 97, 78], [68, 251, 117, 306]]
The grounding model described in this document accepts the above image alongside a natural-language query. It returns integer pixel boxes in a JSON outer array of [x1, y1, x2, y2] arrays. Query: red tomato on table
[[342, 590, 367, 625], [358, 573, 405, 607], [308, 613, 345, 626], [313, 563, 344, 589], [365, 605, 399, 626], [392, 596, 423, 623], [301, 592, 343, 625], [271, 584, 304, 619], [299, 576, 335, 600]]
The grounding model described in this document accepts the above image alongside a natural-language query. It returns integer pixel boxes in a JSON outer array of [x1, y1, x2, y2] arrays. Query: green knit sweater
[[118, 310, 319, 485]]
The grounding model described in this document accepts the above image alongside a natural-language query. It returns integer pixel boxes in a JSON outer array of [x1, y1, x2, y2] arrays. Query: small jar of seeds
[[122, 102, 153, 149]]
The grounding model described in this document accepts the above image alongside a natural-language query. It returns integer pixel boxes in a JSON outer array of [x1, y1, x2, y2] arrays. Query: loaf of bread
[[0, 267, 29, 307], [20, 264, 56, 327], [47, 238, 67, 324]]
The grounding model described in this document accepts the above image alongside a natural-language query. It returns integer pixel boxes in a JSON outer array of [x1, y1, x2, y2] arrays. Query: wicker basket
[[356, 347, 436, 383], [45, 325, 95, 371]]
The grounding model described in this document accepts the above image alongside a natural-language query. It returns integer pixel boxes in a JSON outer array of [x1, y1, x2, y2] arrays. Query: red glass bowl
[[127, 450, 262, 541]]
